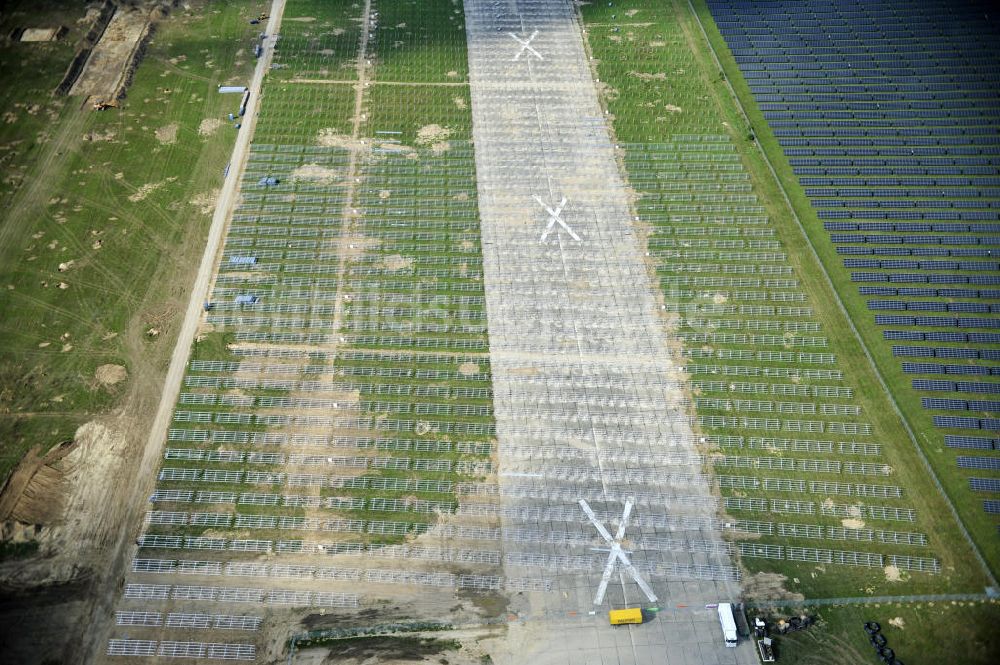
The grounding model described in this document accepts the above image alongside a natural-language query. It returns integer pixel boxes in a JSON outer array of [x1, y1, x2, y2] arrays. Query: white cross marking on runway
[[535, 195, 579, 242], [510, 30, 543, 61], [580, 498, 658, 605]]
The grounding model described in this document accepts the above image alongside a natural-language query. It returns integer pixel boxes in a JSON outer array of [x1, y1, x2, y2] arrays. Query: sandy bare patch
[[446, 70, 459, 78], [382, 254, 413, 271], [742, 572, 805, 602], [190, 189, 218, 215], [83, 130, 116, 142], [198, 118, 223, 137], [287, 16, 316, 22], [453, 96, 468, 109], [94, 364, 127, 386], [712, 293, 728, 304], [884, 565, 902, 582], [625, 9, 640, 17], [416, 124, 452, 145], [630, 71, 668, 81], [128, 176, 176, 202], [291, 163, 343, 185], [379, 190, 391, 199], [155, 122, 179, 145], [664, 104, 682, 113], [458, 362, 480, 376], [316, 128, 364, 151], [889, 616, 905, 629], [375, 141, 416, 156], [841, 518, 866, 529], [430, 141, 451, 154]]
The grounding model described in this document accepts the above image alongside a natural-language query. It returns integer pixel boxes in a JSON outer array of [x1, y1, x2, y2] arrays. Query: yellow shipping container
[[608, 608, 643, 625]]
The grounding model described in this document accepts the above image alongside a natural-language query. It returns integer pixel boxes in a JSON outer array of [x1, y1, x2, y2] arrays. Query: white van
[[717, 603, 738, 647]]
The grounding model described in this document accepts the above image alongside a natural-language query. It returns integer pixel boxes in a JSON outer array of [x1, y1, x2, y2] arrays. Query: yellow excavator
[[92, 99, 118, 111]]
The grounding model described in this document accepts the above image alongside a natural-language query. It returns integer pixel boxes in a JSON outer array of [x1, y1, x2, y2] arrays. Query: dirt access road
[[80, 1, 288, 662]]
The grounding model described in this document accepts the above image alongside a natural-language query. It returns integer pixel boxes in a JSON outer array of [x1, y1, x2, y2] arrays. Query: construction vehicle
[[608, 608, 643, 626], [92, 99, 118, 111]]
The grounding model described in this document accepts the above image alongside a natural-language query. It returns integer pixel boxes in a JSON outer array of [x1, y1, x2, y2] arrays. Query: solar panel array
[[707, 0, 1000, 525]]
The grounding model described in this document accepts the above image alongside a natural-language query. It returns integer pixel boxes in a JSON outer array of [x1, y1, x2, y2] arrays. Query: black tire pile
[[864, 622, 904, 665]]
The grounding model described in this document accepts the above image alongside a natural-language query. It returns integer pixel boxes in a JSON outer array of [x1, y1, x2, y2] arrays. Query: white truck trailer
[[717, 602, 739, 647]]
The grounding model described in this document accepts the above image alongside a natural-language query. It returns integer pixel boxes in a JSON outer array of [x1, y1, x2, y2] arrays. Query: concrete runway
[[463, 0, 757, 663]]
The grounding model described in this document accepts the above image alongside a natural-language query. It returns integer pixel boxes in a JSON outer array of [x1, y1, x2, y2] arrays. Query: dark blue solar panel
[[915, 316, 958, 327], [925, 332, 969, 342], [956, 382, 1000, 395], [934, 415, 981, 429], [884, 330, 925, 341], [985, 500, 1000, 515], [903, 362, 944, 374], [852, 272, 888, 282], [880, 316, 918, 326], [923, 398, 970, 410], [958, 318, 1000, 329], [908, 301, 949, 312], [945, 434, 996, 450], [861, 286, 898, 296], [934, 347, 980, 360], [958, 457, 1000, 470], [969, 478, 1000, 493], [969, 401, 1000, 412]]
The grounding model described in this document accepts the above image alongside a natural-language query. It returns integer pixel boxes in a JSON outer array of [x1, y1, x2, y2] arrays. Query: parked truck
[[717, 602, 738, 647]]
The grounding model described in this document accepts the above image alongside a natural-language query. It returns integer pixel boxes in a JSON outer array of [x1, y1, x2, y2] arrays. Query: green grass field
[[0, 0, 258, 479], [755, 599, 1000, 665]]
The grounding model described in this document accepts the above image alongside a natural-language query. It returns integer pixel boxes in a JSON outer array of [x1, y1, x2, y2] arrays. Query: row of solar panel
[[723, 25, 994, 34], [744, 70, 1000, 83], [798, 166, 1000, 177], [878, 315, 1000, 329], [984, 500, 1000, 515], [914, 380, 1000, 395], [764, 102, 1000, 114], [804, 177, 1000, 186], [811, 188, 1000, 198], [832, 235, 1000, 245], [826, 222, 1000, 232], [725, 33, 999, 47], [756, 91, 1000, 103], [847, 259, 1000, 271], [747, 66, 998, 80], [852, 272, 1000, 286], [822, 209, 1000, 219], [970, 478, 1000, 492], [733, 51, 1000, 65], [887, 330, 1000, 343], [967, 457, 1000, 472], [945, 434, 998, 450], [816, 200, 999, 210], [794, 154, 1000, 166], [841, 248, 996, 258], [782, 136, 1000, 148], [870, 300, 997, 313], [863, 287, 1000, 299], [775, 114, 1000, 127], [923, 399, 1000, 413], [903, 363, 1000, 377], [893, 346, 1000, 360], [768, 111, 1000, 122], [932, 416, 1000, 431]]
